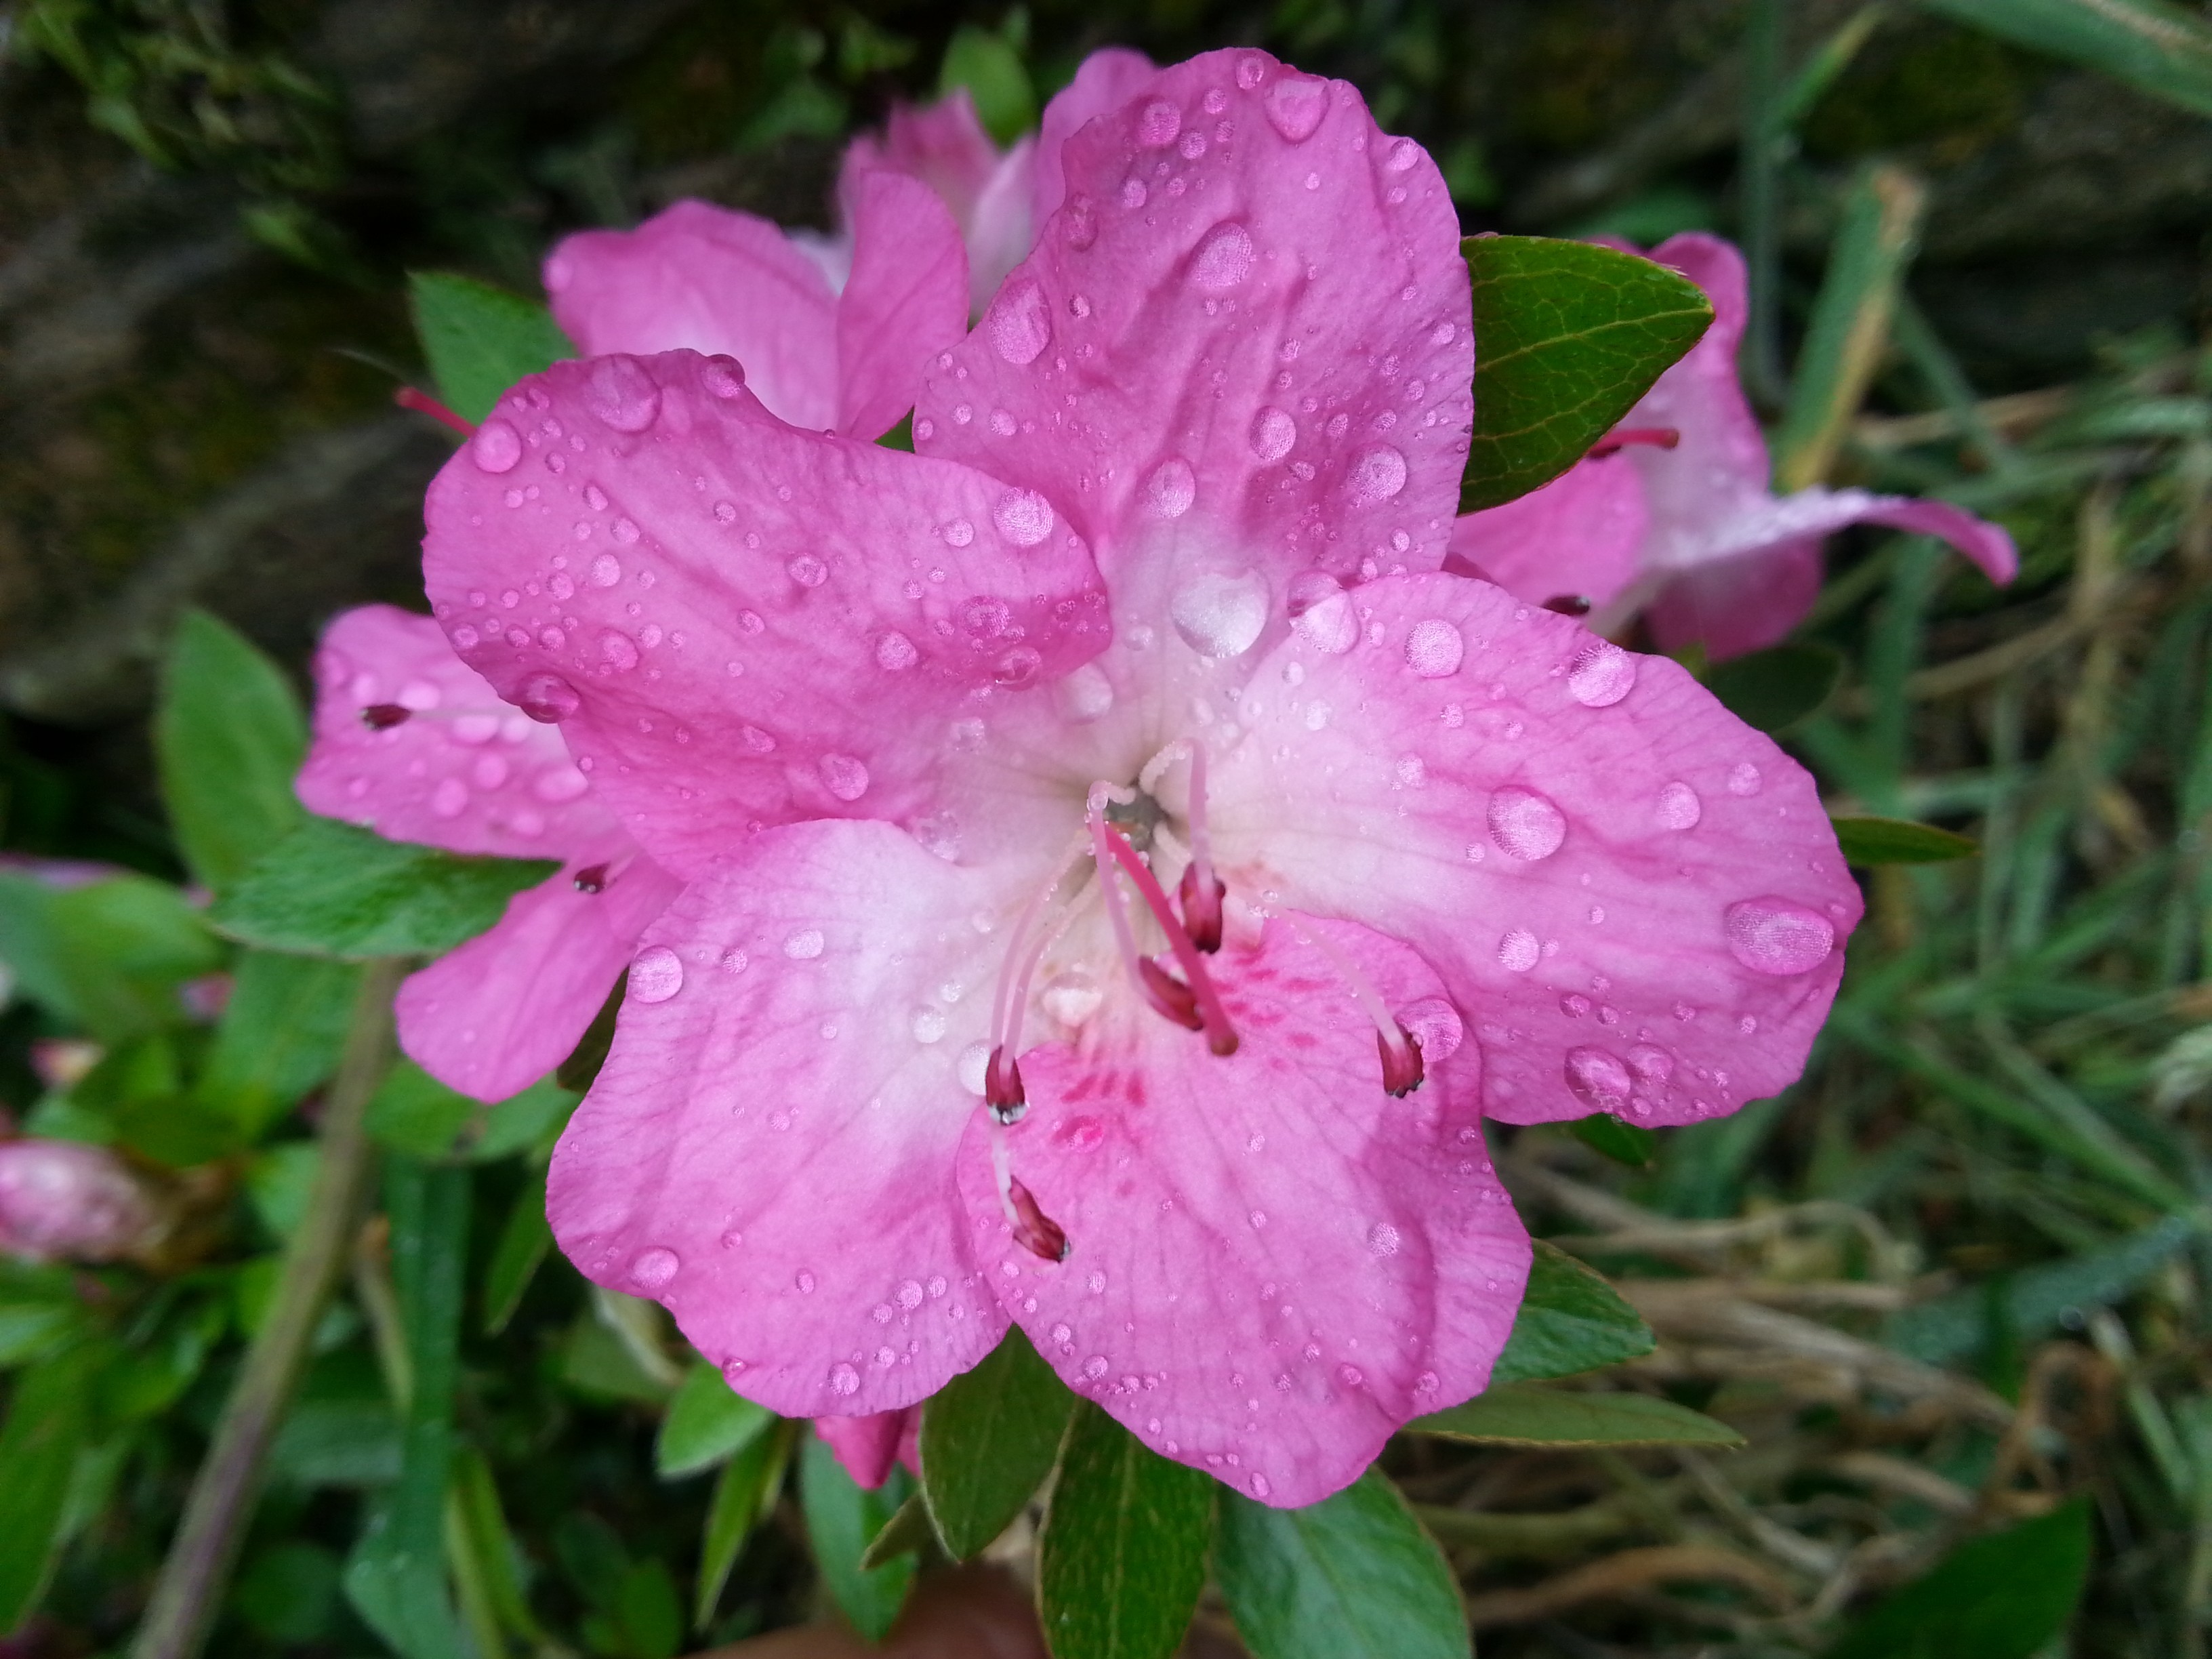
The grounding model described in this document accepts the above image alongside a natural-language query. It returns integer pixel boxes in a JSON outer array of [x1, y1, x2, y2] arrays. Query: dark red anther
[[359, 703, 412, 729], [1177, 863, 1226, 953], [1137, 957, 1205, 1032], [394, 385, 475, 438], [985, 1044, 1027, 1125], [1007, 1178, 1069, 1263], [1541, 594, 1593, 616], [572, 863, 609, 894], [1586, 426, 1680, 459], [1379, 1025, 1425, 1098]]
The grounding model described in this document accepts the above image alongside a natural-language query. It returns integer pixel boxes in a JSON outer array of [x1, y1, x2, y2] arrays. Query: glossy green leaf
[[0, 1345, 98, 1633], [695, 1420, 792, 1631], [1038, 1404, 1213, 1659], [1491, 1242, 1656, 1385], [939, 24, 1034, 145], [211, 817, 557, 960], [234, 1541, 343, 1643], [197, 951, 362, 1136], [367, 1060, 575, 1163], [799, 1433, 916, 1641], [1917, 0, 2212, 119], [1460, 235, 1713, 512], [656, 1361, 774, 1479], [920, 1326, 1078, 1559], [860, 1492, 941, 1571], [155, 608, 308, 893], [1565, 1112, 1658, 1166], [1411, 1383, 1742, 1447], [1705, 642, 1845, 732], [409, 272, 572, 425], [0, 872, 222, 1043], [1827, 1498, 2091, 1659], [1216, 1468, 1467, 1659], [1832, 815, 1980, 865], [482, 1172, 552, 1336], [0, 1266, 87, 1370]]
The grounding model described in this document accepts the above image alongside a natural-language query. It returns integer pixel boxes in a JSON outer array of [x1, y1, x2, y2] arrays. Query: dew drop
[[1170, 567, 1269, 658], [1189, 221, 1254, 291], [1488, 786, 1567, 861], [941, 517, 975, 547], [1727, 761, 1763, 796], [1345, 444, 1408, 503], [1250, 405, 1296, 462], [1404, 617, 1464, 677], [470, 419, 523, 473], [1055, 662, 1115, 722], [513, 672, 579, 723], [1498, 928, 1540, 972], [830, 1363, 859, 1397], [783, 929, 825, 960], [1657, 781, 1703, 830], [630, 946, 684, 1003], [630, 1247, 678, 1290], [589, 553, 622, 588], [987, 276, 1052, 365], [1264, 75, 1330, 142], [1397, 996, 1464, 1061], [1146, 457, 1197, 518], [1136, 99, 1181, 146], [818, 754, 869, 802], [1564, 1046, 1633, 1113], [1567, 642, 1637, 707], [1286, 571, 1357, 654], [1367, 1222, 1401, 1257], [912, 1008, 947, 1044], [701, 356, 746, 398], [993, 489, 1054, 546], [584, 355, 660, 432], [1723, 897, 1836, 976], [876, 631, 918, 670], [787, 554, 828, 588], [598, 629, 640, 671]]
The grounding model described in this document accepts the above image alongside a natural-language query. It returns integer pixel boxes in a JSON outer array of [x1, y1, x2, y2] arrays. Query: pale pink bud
[[0, 1140, 162, 1264]]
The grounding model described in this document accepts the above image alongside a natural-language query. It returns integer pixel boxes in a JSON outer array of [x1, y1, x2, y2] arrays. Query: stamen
[[1541, 595, 1593, 617], [1176, 740, 1225, 951], [394, 386, 475, 438], [1091, 795, 1239, 1056], [359, 703, 412, 729], [990, 1126, 1069, 1262], [572, 863, 609, 894], [1137, 958, 1204, 1031], [1378, 1028, 1425, 1097], [1292, 921, 1427, 1097], [985, 1046, 1026, 1124], [1586, 426, 1679, 459]]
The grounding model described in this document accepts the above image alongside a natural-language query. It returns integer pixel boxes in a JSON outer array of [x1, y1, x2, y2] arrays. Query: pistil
[[1290, 922, 1426, 1097], [1586, 426, 1680, 459], [1090, 792, 1239, 1056]]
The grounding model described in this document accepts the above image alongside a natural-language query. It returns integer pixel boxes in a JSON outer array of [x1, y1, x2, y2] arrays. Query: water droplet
[[787, 554, 827, 588], [830, 1363, 859, 1397], [1567, 642, 1636, 707], [994, 646, 1044, 687], [1405, 617, 1463, 677], [1345, 444, 1408, 503], [630, 946, 684, 1002], [912, 1008, 947, 1044], [630, 1247, 678, 1290], [470, 419, 522, 473], [1083, 1355, 1109, 1380], [818, 754, 869, 801], [1397, 996, 1464, 1061], [585, 355, 660, 432], [1387, 137, 1422, 172], [1287, 571, 1357, 654], [942, 518, 975, 547], [1055, 662, 1115, 722], [598, 629, 640, 671], [1250, 406, 1296, 462], [513, 672, 579, 723], [1189, 221, 1254, 291], [1146, 457, 1196, 518], [796, 1269, 816, 1293], [783, 929, 825, 960], [1498, 928, 1540, 972], [1564, 1046, 1633, 1113], [701, 356, 746, 398], [987, 276, 1052, 365], [876, 631, 918, 670], [1250, 1472, 1273, 1499], [1170, 567, 1269, 658], [1488, 786, 1566, 861], [957, 1042, 989, 1094], [1063, 194, 1099, 249], [993, 489, 1054, 546], [1657, 781, 1702, 829], [721, 1357, 748, 1383], [1367, 1221, 1401, 1256], [1727, 761, 1763, 796], [1136, 99, 1181, 146], [1724, 897, 1835, 975], [611, 516, 640, 546], [1264, 74, 1330, 142]]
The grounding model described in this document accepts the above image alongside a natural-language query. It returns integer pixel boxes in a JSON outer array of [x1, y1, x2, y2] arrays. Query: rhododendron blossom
[[1450, 232, 2018, 660], [420, 49, 1863, 1505], [0, 1138, 164, 1264]]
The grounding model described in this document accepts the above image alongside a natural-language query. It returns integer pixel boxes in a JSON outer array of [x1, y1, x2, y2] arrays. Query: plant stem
[[130, 958, 404, 1659], [1740, 0, 1786, 411]]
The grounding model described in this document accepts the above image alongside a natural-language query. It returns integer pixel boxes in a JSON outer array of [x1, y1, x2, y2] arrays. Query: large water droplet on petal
[[1056, 661, 1115, 722], [1250, 406, 1296, 462], [1146, 457, 1196, 518], [993, 489, 1054, 546], [630, 946, 684, 1002], [1656, 781, 1702, 829], [1567, 642, 1637, 707], [1136, 99, 1181, 146], [1564, 1046, 1632, 1113], [630, 1247, 678, 1290], [590, 553, 622, 588], [987, 276, 1052, 365], [512, 672, 579, 723], [876, 631, 918, 671], [585, 355, 661, 432], [818, 754, 869, 801], [1488, 786, 1567, 860], [1405, 617, 1463, 678], [1723, 897, 1835, 976], [470, 419, 523, 473], [1498, 928, 1540, 972], [1189, 221, 1254, 291], [1345, 444, 1408, 503], [1397, 996, 1465, 1061], [598, 629, 640, 672], [1170, 567, 1269, 658], [1264, 75, 1330, 142], [1366, 1221, 1401, 1256], [1287, 571, 1357, 654], [700, 355, 746, 398], [830, 1362, 860, 1397]]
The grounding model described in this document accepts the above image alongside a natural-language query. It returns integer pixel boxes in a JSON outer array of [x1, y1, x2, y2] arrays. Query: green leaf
[[656, 1362, 774, 1480], [211, 817, 557, 960], [612, 1558, 682, 1659], [0, 1345, 99, 1633], [939, 24, 1035, 145], [73, 1033, 244, 1166], [367, 1060, 575, 1163], [1216, 1468, 1467, 1659], [270, 1398, 404, 1488], [695, 1420, 792, 1631], [1492, 1242, 1656, 1384], [408, 272, 573, 425], [1037, 1404, 1214, 1659], [1459, 235, 1713, 512], [233, 1541, 343, 1643], [447, 1443, 548, 1647], [920, 1326, 1078, 1559], [860, 1492, 941, 1572], [1565, 1112, 1658, 1166], [1704, 642, 1845, 732], [1826, 1498, 2091, 1659], [155, 609, 308, 893], [0, 872, 222, 1043], [799, 1433, 916, 1642], [0, 1269, 87, 1370], [246, 1143, 323, 1242], [482, 1172, 552, 1336], [197, 951, 363, 1136], [1916, 0, 2212, 119], [1832, 815, 1979, 865], [1411, 1383, 1742, 1448], [876, 411, 915, 451]]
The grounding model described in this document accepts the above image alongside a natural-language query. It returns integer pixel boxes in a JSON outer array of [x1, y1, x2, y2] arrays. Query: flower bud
[[0, 1140, 165, 1265]]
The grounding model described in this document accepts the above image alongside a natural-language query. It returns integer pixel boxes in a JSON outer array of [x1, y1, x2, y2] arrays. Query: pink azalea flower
[[422, 49, 1862, 1505], [0, 1138, 163, 1264], [1449, 232, 2018, 660], [298, 606, 683, 1102], [815, 1406, 920, 1490]]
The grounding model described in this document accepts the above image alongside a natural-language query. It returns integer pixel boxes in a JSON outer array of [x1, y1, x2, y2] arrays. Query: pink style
[[1450, 232, 2018, 661], [422, 49, 1862, 1506]]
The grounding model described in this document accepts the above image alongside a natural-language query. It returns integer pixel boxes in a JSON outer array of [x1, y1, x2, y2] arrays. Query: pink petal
[[916, 48, 1472, 583], [957, 914, 1530, 1507], [422, 350, 1108, 882], [1645, 539, 1825, 659], [298, 605, 619, 859], [1211, 571, 1863, 1127], [844, 89, 1002, 245], [837, 171, 970, 442], [1446, 455, 1648, 611], [546, 821, 1027, 1418], [814, 1408, 919, 1490], [1029, 47, 1159, 227], [964, 138, 1036, 314], [544, 201, 839, 432], [394, 841, 684, 1102]]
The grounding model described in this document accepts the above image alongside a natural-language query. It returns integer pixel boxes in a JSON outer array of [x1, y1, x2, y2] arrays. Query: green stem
[[1740, 0, 1786, 410], [129, 958, 404, 1659]]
